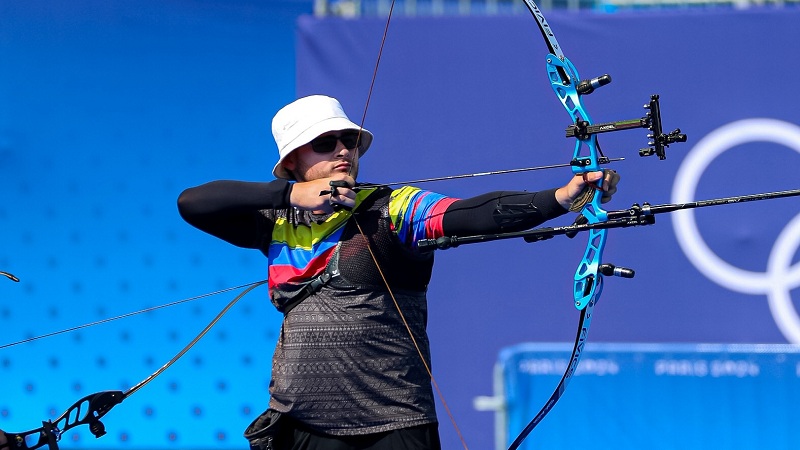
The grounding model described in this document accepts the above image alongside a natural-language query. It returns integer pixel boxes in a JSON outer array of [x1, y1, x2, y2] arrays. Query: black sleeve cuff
[[267, 179, 293, 209]]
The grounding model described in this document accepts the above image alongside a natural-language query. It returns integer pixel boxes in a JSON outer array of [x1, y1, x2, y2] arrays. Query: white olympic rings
[[671, 118, 800, 343]]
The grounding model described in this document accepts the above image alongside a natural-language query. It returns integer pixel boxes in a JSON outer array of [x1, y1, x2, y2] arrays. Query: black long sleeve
[[177, 179, 291, 248], [178, 181, 567, 247], [441, 188, 568, 236]]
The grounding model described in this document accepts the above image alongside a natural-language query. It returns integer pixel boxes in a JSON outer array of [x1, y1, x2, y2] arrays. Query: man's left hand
[[556, 169, 620, 211]]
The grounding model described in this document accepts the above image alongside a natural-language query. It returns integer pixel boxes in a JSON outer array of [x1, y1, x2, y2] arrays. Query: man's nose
[[335, 140, 352, 156]]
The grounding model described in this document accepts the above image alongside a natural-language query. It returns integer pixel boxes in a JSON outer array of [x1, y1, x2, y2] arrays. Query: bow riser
[[575, 224, 608, 309], [544, 55, 609, 310]]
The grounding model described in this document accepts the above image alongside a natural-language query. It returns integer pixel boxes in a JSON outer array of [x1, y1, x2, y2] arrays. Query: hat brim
[[272, 118, 373, 180]]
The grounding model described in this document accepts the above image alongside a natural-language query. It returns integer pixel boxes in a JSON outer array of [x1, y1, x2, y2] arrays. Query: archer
[[176, 94, 618, 449]]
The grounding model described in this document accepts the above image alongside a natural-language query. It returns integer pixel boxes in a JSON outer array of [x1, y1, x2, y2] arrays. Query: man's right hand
[[289, 174, 357, 213]]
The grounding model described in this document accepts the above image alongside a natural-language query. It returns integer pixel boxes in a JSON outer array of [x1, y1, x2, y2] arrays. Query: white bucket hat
[[271, 95, 373, 179]]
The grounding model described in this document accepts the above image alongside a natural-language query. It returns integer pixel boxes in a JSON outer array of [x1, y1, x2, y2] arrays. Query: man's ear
[[282, 151, 297, 172]]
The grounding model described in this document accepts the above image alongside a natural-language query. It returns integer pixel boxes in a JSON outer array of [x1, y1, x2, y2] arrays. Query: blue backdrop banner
[[296, 9, 800, 449]]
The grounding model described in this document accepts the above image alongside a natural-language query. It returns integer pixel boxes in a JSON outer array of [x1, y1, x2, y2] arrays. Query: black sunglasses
[[310, 131, 362, 154]]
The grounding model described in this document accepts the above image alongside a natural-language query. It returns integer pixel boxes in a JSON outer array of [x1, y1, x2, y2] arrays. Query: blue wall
[[2, 2, 800, 450]]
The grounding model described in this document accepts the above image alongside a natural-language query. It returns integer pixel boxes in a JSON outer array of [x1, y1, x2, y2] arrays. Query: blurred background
[[2, 0, 799, 449]]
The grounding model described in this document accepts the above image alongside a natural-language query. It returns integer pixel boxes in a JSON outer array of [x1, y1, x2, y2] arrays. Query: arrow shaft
[[359, 157, 624, 189]]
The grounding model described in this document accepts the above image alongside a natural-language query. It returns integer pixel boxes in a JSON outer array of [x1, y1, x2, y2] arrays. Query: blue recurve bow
[[505, 2, 685, 448]]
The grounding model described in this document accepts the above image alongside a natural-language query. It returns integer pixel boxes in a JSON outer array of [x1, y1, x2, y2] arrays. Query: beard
[[291, 157, 359, 182]]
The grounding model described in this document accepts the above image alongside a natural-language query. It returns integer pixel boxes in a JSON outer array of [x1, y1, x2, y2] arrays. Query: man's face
[[283, 130, 361, 182]]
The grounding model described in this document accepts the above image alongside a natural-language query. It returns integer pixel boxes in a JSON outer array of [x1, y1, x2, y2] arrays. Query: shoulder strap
[[279, 267, 334, 315]]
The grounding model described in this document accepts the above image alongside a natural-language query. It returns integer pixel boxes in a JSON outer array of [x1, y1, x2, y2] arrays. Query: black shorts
[[276, 419, 441, 450]]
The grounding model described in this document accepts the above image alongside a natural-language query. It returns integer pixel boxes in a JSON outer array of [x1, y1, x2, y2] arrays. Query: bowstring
[[353, 218, 469, 449], [354, 0, 395, 149], [348, 2, 469, 448]]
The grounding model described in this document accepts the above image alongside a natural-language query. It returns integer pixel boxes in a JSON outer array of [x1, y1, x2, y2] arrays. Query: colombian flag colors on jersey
[[267, 186, 457, 290]]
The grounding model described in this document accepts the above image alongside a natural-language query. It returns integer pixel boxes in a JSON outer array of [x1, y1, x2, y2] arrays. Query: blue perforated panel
[[0, 0, 307, 447]]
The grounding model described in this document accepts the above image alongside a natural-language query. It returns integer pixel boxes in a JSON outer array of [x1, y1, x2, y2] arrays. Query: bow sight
[[566, 92, 687, 161]]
